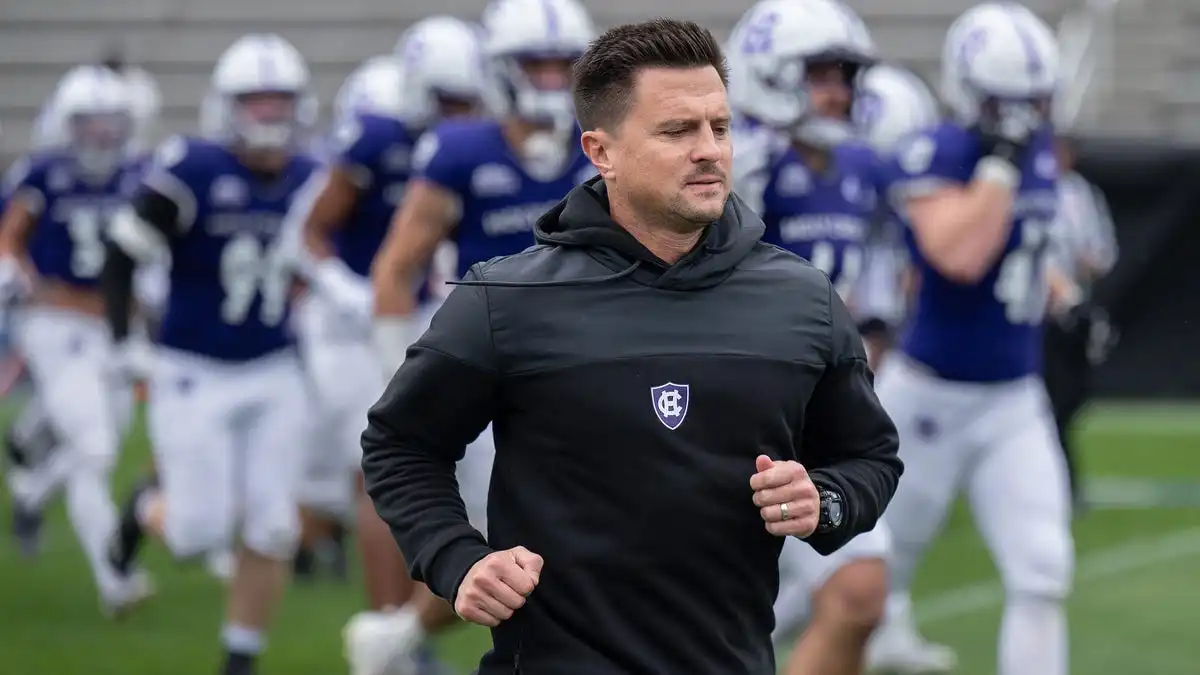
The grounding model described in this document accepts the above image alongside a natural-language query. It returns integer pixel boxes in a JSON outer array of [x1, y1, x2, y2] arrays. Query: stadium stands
[[0, 0, 1192, 165]]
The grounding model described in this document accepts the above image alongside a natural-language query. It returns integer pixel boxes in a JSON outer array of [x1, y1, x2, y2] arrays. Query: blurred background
[[0, 1, 1197, 674]]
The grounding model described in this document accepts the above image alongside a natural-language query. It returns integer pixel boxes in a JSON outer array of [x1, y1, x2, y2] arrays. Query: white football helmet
[[204, 34, 318, 151], [396, 15, 488, 128], [481, 0, 595, 168], [46, 65, 134, 179], [30, 101, 58, 151], [727, 0, 876, 147], [941, 2, 1060, 126], [333, 54, 405, 124], [122, 66, 163, 155], [854, 64, 940, 154]]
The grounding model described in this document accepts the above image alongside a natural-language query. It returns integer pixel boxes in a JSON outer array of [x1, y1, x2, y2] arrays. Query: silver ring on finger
[[780, 502, 790, 521]]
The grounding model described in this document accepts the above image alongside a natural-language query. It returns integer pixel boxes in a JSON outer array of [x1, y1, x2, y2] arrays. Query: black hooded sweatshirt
[[361, 177, 903, 675]]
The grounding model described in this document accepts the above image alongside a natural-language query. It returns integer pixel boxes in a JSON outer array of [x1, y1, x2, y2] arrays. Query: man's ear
[[581, 129, 616, 180]]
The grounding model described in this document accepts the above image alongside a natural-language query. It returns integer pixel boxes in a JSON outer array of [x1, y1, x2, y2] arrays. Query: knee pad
[[298, 472, 355, 522], [242, 506, 302, 561], [1002, 528, 1074, 600], [68, 446, 115, 479], [71, 429, 120, 475], [163, 499, 235, 561]]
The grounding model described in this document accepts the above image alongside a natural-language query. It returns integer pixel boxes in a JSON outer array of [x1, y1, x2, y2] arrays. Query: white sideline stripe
[[916, 527, 1200, 625]]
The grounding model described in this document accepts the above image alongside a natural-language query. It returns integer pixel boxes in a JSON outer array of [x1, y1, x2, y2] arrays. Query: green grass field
[[1, 401, 1198, 675]]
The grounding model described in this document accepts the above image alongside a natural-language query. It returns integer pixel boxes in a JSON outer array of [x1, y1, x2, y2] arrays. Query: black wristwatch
[[816, 486, 845, 534]]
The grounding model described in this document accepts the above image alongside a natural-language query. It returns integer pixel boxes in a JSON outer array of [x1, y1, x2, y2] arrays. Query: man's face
[[233, 91, 298, 171], [520, 57, 574, 92], [607, 66, 731, 229], [806, 61, 854, 120]]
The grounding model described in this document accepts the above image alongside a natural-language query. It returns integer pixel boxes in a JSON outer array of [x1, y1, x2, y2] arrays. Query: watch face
[[828, 498, 843, 527]]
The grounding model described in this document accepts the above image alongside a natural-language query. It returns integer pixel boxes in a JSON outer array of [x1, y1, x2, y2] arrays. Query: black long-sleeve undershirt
[[101, 189, 180, 342]]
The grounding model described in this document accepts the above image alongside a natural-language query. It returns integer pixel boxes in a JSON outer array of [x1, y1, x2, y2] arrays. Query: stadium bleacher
[[0, 0, 1196, 167]]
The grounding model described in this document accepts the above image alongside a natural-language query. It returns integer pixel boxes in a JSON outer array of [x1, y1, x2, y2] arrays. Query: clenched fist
[[750, 455, 819, 537], [455, 546, 543, 627]]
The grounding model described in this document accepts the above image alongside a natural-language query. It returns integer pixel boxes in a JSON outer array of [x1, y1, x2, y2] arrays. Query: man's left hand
[[750, 455, 819, 537]]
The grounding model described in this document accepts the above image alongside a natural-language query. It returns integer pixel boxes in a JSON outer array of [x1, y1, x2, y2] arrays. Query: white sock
[[64, 465, 120, 592], [999, 594, 1067, 675], [391, 604, 426, 639], [15, 450, 71, 510], [222, 622, 265, 655], [883, 590, 920, 632]]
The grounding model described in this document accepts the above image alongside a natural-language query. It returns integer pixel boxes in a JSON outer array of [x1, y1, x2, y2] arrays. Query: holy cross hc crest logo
[[650, 382, 690, 431]]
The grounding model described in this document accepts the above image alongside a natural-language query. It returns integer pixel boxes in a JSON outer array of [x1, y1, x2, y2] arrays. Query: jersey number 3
[[220, 233, 289, 327], [67, 208, 107, 279]]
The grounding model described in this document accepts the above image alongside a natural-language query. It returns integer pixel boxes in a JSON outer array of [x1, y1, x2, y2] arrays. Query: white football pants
[[148, 347, 310, 561], [15, 307, 132, 596], [294, 293, 388, 519], [875, 355, 1074, 675], [773, 523, 891, 642], [292, 291, 497, 535]]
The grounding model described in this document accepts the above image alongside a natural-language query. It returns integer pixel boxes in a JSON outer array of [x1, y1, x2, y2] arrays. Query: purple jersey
[[883, 122, 1058, 382], [758, 140, 880, 298], [326, 112, 418, 278], [140, 136, 318, 361], [412, 118, 596, 278], [4, 152, 143, 288]]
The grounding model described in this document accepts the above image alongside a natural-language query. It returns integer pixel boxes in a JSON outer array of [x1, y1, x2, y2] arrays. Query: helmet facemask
[[68, 108, 132, 180]]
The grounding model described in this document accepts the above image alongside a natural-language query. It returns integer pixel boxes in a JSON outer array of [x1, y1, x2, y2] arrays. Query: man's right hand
[[454, 546, 543, 627], [976, 100, 1042, 165]]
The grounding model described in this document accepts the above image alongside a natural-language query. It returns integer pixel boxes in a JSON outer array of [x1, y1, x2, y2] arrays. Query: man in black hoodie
[[361, 18, 903, 675]]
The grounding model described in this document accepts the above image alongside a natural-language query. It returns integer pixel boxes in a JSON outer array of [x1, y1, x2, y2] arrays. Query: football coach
[[362, 17, 903, 675]]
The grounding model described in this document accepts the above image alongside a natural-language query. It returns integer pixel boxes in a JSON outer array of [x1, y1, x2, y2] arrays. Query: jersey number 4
[[809, 242, 864, 301], [219, 233, 289, 327], [994, 218, 1050, 325]]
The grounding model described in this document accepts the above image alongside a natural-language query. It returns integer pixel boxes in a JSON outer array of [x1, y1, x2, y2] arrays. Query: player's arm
[[798, 279, 903, 555], [102, 137, 193, 342], [280, 166, 374, 314], [0, 158, 45, 263], [1045, 263, 1082, 317], [1081, 181, 1118, 278], [892, 133, 1018, 283], [371, 179, 457, 314], [290, 114, 375, 265], [361, 264, 497, 602], [296, 166, 359, 260], [370, 130, 461, 372], [102, 190, 183, 342]]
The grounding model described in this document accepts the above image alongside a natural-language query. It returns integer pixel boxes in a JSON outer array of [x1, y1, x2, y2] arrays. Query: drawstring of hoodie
[[446, 259, 642, 288]]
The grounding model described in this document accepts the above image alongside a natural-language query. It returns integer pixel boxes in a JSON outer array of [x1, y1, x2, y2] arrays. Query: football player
[[288, 54, 406, 585], [360, 0, 597, 671], [726, 3, 954, 674], [849, 63, 964, 673], [4, 71, 162, 558], [847, 64, 941, 373], [102, 34, 319, 675], [874, 5, 1072, 675], [0, 65, 149, 613], [279, 18, 486, 673]]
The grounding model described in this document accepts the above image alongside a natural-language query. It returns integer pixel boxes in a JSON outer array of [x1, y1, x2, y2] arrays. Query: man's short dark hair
[[572, 18, 728, 132]]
